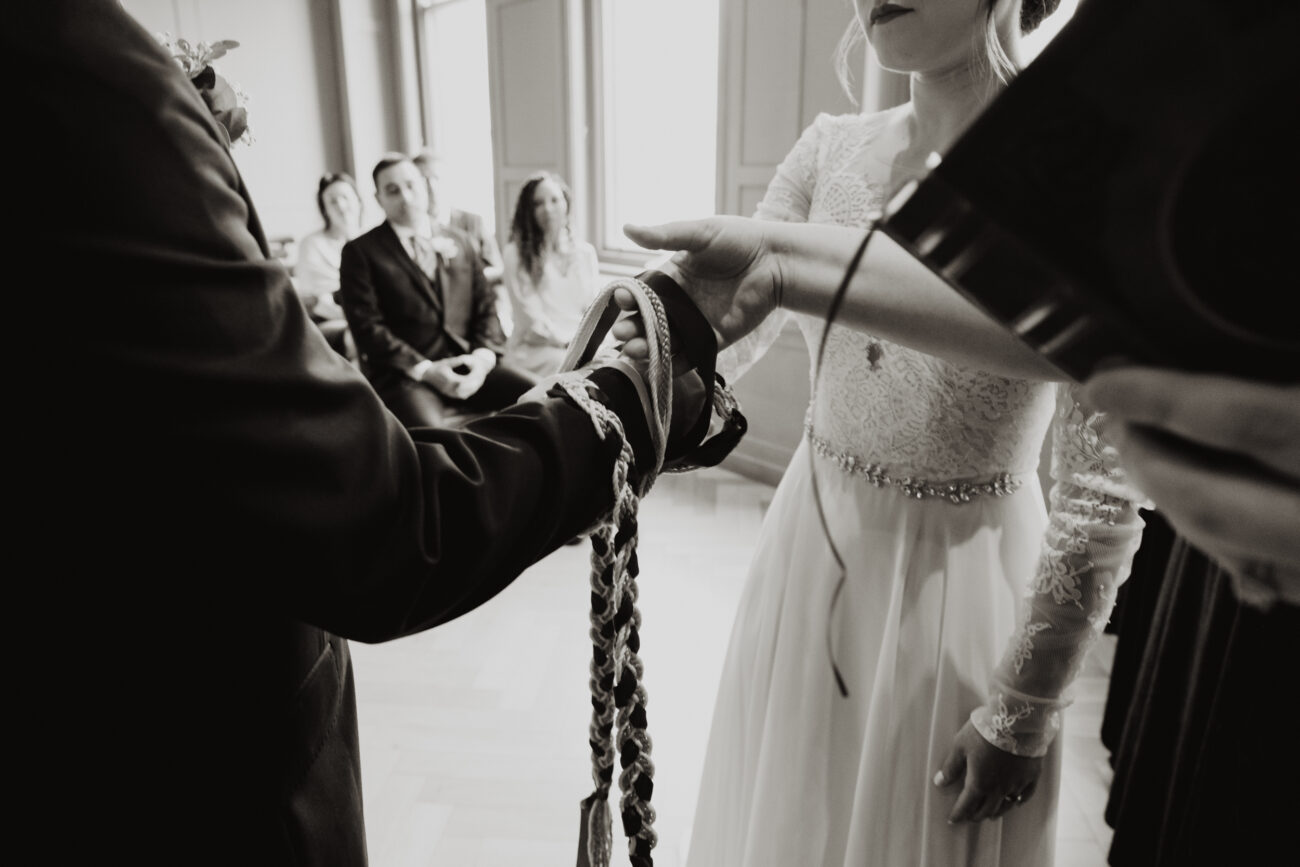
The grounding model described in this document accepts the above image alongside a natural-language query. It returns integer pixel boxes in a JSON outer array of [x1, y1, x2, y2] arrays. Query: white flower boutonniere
[[153, 33, 253, 146], [431, 236, 459, 263]]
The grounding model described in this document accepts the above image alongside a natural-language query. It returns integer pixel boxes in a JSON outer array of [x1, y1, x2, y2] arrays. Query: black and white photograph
[[9, 0, 1297, 865]]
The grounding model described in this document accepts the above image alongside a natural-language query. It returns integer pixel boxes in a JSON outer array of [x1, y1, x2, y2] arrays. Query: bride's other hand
[[934, 721, 1043, 824], [623, 217, 782, 352]]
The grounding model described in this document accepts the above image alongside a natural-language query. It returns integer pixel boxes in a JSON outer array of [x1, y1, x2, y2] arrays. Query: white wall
[[119, 0, 379, 243], [713, 0, 876, 484]]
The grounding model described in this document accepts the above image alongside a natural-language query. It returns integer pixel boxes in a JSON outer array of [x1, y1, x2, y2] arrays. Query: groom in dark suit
[[340, 153, 535, 427], [10, 2, 724, 862]]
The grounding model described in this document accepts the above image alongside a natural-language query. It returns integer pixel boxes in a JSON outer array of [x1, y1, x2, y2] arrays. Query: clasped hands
[[421, 348, 496, 400]]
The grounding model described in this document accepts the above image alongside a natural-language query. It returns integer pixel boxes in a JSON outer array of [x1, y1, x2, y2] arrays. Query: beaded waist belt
[[805, 424, 1024, 503]]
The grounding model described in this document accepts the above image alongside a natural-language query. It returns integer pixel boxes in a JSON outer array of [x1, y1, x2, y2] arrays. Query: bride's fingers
[[612, 286, 639, 311], [934, 749, 965, 791], [619, 337, 649, 360], [611, 316, 642, 341], [623, 219, 716, 253], [948, 786, 990, 824]]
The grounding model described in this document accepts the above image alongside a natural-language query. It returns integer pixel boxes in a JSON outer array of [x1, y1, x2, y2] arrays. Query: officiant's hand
[[621, 217, 782, 353], [935, 721, 1043, 823], [1082, 366, 1300, 607]]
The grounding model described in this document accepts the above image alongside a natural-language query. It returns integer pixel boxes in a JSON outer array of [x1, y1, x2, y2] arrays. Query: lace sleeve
[[970, 383, 1151, 757], [717, 114, 831, 382]]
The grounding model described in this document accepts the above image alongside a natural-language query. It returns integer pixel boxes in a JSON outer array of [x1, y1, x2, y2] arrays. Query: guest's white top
[[294, 229, 348, 320], [501, 239, 600, 375]]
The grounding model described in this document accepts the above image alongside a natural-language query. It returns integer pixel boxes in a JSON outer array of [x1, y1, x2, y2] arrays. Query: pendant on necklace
[[866, 340, 883, 370]]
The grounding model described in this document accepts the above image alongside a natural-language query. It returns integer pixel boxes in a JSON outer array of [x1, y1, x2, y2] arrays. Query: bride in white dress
[[643, 1, 1147, 864]]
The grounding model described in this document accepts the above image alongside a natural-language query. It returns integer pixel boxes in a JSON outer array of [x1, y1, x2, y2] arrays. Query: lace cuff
[[972, 384, 1147, 757]]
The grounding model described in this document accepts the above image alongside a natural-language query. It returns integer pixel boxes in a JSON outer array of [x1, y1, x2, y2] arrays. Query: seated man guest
[[339, 153, 535, 427]]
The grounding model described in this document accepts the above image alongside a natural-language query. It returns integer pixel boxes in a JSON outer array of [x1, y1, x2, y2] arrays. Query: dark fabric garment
[[7, 3, 673, 862], [1100, 509, 1176, 755], [1106, 538, 1300, 866]]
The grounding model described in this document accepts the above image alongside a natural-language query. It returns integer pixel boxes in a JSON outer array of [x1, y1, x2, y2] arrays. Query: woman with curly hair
[[501, 172, 601, 376]]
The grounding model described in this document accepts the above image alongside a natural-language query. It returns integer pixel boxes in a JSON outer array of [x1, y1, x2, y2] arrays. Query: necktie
[[410, 234, 436, 278]]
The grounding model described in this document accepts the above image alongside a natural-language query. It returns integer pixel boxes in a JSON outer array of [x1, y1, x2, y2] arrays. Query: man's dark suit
[[8, 3, 677, 862], [340, 220, 534, 425]]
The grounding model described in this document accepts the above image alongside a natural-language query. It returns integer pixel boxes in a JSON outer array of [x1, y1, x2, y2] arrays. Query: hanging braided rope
[[554, 277, 672, 867], [548, 273, 746, 867]]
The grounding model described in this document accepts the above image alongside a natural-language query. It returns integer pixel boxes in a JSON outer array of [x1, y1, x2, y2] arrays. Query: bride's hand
[[619, 216, 782, 353], [934, 721, 1043, 823]]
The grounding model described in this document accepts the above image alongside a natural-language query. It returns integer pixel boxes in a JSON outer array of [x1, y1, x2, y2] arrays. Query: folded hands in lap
[[422, 352, 491, 400]]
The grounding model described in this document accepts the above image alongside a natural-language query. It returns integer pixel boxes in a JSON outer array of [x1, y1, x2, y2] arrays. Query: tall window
[[597, 0, 721, 256], [418, 0, 496, 229]]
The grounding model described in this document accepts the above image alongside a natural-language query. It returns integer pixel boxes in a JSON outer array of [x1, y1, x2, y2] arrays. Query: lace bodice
[[723, 110, 1059, 481], [728, 110, 1148, 757]]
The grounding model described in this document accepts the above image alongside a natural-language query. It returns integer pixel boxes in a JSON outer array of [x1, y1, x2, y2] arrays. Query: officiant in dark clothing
[[6, 3, 717, 863]]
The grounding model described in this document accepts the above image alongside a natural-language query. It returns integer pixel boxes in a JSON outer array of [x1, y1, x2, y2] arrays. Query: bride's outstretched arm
[[623, 217, 1063, 382]]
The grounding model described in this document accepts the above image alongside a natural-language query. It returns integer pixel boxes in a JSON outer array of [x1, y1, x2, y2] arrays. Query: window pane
[[601, 0, 720, 252], [423, 0, 495, 230]]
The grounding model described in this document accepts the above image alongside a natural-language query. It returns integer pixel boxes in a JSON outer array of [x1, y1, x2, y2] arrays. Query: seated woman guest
[[295, 172, 363, 356], [501, 172, 600, 376]]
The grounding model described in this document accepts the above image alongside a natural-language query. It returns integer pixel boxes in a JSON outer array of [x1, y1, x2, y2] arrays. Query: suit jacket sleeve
[[15, 0, 649, 643], [338, 236, 429, 374]]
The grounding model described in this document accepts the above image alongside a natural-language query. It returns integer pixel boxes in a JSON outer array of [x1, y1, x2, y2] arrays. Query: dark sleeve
[[11, 1, 645, 643], [338, 237, 429, 374]]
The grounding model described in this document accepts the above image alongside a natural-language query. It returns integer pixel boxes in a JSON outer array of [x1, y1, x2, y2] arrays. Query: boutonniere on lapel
[[153, 33, 252, 147], [431, 236, 459, 264]]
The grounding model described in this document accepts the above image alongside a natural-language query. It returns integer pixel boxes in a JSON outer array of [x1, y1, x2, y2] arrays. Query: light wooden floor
[[352, 467, 1115, 866]]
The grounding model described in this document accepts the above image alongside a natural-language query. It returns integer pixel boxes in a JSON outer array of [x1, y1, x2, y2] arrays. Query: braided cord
[[561, 279, 672, 867]]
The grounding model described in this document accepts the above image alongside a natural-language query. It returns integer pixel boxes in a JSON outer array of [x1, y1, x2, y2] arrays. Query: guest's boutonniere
[[154, 33, 253, 147], [431, 236, 460, 264]]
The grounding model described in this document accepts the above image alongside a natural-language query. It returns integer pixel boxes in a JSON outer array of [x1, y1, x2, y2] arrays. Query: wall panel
[[120, 0, 353, 241], [486, 0, 574, 244]]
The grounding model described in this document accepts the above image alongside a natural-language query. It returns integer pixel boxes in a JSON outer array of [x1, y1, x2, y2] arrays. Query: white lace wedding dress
[[685, 108, 1147, 866]]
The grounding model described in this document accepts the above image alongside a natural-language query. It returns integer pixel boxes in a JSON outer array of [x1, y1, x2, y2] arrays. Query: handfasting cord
[[811, 216, 882, 698], [555, 278, 674, 867]]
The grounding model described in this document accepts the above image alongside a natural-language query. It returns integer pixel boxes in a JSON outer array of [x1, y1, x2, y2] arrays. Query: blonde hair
[[833, 14, 867, 107]]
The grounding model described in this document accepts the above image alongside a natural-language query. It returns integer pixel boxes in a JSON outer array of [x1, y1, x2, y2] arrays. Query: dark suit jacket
[[339, 221, 506, 394], [10, 3, 658, 863]]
